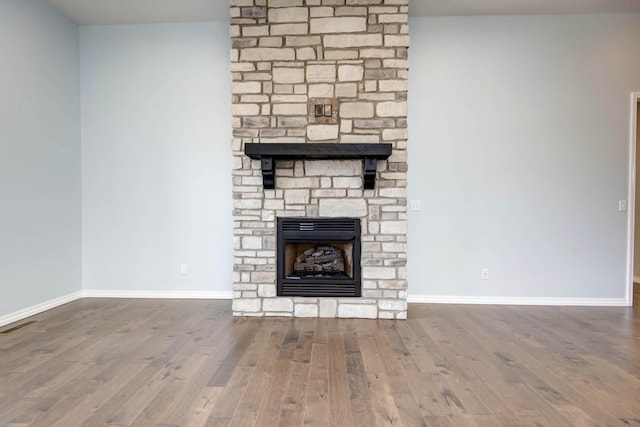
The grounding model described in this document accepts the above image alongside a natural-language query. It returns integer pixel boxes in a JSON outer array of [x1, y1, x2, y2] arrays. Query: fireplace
[[230, 0, 409, 319], [277, 217, 361, 297]]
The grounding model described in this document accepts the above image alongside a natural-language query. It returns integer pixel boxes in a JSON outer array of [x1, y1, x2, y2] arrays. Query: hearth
[[277, 217, 361, 297]]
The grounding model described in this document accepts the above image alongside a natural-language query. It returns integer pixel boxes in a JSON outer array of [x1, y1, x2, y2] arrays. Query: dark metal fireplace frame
[[277, 217, 362, 297]]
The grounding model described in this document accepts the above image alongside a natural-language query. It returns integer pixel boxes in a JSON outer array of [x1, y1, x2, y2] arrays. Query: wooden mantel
[[244, 143, 393, 190]]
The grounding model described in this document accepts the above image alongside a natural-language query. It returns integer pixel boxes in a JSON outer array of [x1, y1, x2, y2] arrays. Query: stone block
[[319, 199, 367, 217], [263, 298, 294, 312], [382, 242, 407, 252], [333, 177, 362, 188], [378, 13, 408, 24], [242, 25, 269, 37], [242, 116, 270, 128], [269, 0, 304, 6], [232, 82, 262, 94], [363, 242, 381, 252], [233, 198, 263, 209], [359, 48, 395, 58], [377, 101, 407, 117], [232, 298, 261, 312], [379, 79, 408, 92], [363, 266, 396, 279], [295, 304, 319, 317], [272, 94, 307, 103], [338, 65, 364, 81], [308, 84, 334, 98], [307, 64, 336, 83], [258, 284, 277, 297], [278, 116, 307, 128], [305, 160, 361, 176], [242, 236, 263, 250], [308, 124, 339, 141], [378, 186, 407, 197], [380, 221, 407, 234], [312, 189, 347, 198], [232, 104, 260, 116], [340, 134, 380, 143], [363, 290, 382, 299], [284, 189, 310, 204], [268, 7, 309, 22], [335, 83, 358, 98], [272, 103, 307, 115], [340, 102, 374, 118], [259, 36, 283, 47], [233, 283, 257, 291], [277, 177, 319, 188], [336, 6, 367, 15], [286, 35, 322, 46], [240, 48, 295, 61], [324, 50, 359, 60], [271, 23, 309, 35], [341, 119, 353, 133], [338, 304, 377, 319], [319, 299, 338, 317], [378, 279, 407, 290], [273, 67, 305, 83], [382, 128, 408, 140], [310, 17, 367, 33], [353, 118, 395, 129], [324, 34, 383, 48], [252, 271, 275, 283], [378, 299, 407, 311], [383, 59, 409, 69], [296, 47, 316, 60], [263, 198, 285, 210]]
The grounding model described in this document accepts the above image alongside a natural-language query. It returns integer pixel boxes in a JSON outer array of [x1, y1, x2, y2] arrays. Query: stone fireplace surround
[[231, 0, 409, 319]]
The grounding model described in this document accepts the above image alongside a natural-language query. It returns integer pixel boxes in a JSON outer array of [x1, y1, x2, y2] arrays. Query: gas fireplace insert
[[277, 217, 361, 297]]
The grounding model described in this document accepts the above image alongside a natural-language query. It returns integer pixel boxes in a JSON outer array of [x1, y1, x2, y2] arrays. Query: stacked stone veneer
[[230, 0, 409, 319]]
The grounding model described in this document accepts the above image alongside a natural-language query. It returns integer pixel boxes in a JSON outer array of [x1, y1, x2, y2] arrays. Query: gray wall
[[408, 14, 640, 302], [80, 23, 232, 294], [0, 0, 81, 317]]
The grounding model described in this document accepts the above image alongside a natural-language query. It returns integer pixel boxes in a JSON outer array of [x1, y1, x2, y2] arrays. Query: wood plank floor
[[1, 297, 639, 427]]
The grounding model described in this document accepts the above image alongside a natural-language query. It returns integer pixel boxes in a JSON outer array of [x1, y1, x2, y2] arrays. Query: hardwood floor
[[1, 298, 639, 426]]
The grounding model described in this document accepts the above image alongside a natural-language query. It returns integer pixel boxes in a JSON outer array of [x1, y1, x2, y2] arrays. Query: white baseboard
[[0, 291, 83, 328], [81, 290, 233, 300], [407, 295, 629, 306], [0, 290, 233, 328], [2, 291, 628, 329]]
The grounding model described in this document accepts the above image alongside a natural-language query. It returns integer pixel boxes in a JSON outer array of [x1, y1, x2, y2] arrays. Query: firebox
[[277, 217, 361, 297]]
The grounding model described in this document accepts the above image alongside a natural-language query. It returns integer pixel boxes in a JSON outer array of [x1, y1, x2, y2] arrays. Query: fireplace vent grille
[[281, 219, 358, 232]]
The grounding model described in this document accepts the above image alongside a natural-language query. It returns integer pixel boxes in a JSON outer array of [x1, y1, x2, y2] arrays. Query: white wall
[[0, 0, 81, 318], [408, 14, 640, 302], [80, 22, 232, 295]]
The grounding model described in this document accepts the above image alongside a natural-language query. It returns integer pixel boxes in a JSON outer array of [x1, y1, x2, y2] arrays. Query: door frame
[[625, 92, 640, 306]]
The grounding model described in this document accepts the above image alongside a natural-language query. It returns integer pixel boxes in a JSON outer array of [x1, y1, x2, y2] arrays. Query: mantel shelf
[[244, 143, 392, 189]]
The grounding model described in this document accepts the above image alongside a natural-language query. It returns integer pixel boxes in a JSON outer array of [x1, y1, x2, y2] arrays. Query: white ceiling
[[45, 0, 640, 25], [45, 0, 230, 25], [411, 0, 640, 16]]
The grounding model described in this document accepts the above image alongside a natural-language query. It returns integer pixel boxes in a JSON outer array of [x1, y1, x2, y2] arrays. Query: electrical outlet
[[619, 199, 627, 212], [481, 268, 489, 280], [410, 200, 422, 211], [180, 264, 188, 275]]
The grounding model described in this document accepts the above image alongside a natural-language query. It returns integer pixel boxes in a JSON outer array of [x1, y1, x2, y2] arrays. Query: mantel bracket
[[261, 157, 275, 189], [244, 143, 392, 190]]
